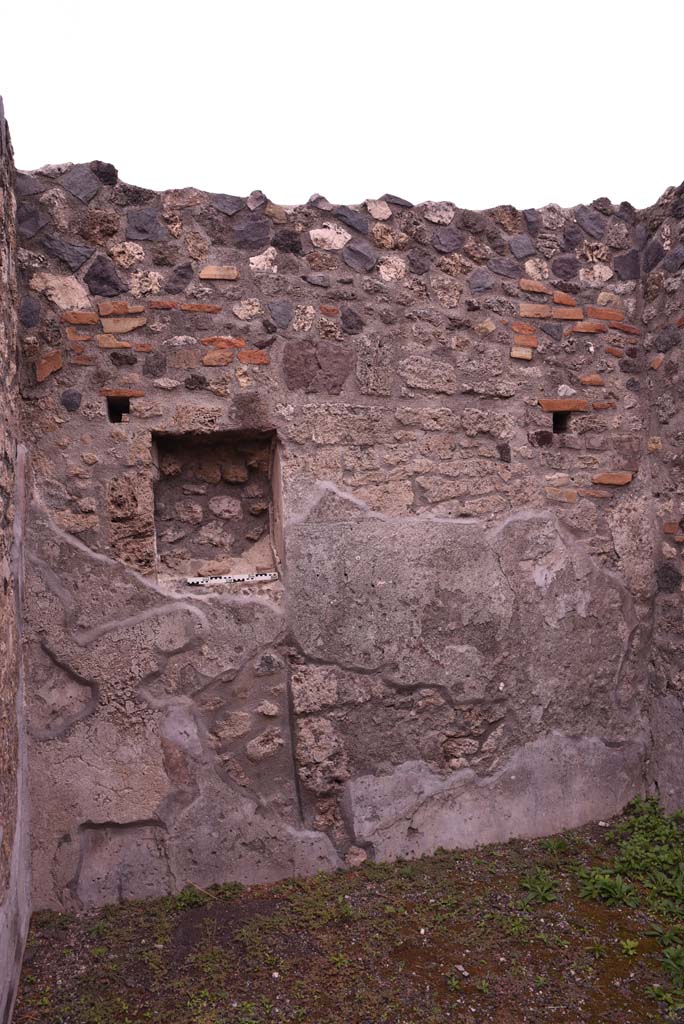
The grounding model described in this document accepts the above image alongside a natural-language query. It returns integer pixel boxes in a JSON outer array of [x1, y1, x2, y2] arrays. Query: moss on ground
[[14, 798, 684, 1023]]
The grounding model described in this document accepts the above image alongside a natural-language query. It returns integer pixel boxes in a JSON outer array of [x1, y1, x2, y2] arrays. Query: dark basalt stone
[[164, 263, 193, 293], [60, 165, 101, 203], [266, 299, 294, 329], [431, 225, 465, 254], [407, 249, 431, 275], [233, 215, 271, 250], [468, 268, 496, 293], [523, 209, 540, 235], [656, 326, 680, 352], [489, 257, 520, 278], [550, 254, 579, 278], [575, 205, 607, 240], [19, 296, 42, 328], [60, 389, 82, 411], [333, 206, 369, 235], [303, 273, 329, 288], [509, 234, 536, 259], [340, 307, 364, 334], [90, 161, 118, 185], [17, 202, 50, 239], [540, 322, 564, 341], [663, 245, 684, 273], [126, 208, 169, 241], [83, 255, 125, 296], [342, 240, 377, 272], [644, 239, 665, 273], [143, 351, 167, 377], [41, 234, 95, 272], [213, 194, 245, 216], [562, 224, 583, 250], [15, 173, 46, 197], [657, 563, 682, 593], [184, 374, 208, 390], [381, 194, 413, 207], [614, 248, 640, 281], [273, 228, 302, 254], [110, 351, 138, 367]]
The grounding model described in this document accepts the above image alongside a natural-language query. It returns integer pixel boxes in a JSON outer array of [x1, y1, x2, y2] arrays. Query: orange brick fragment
[[149, 300, 178, 310], [592, 471, 634, 486], [592, 400, 617, 410], [100, 316, 147, 334], [96, 335, 132, 349], [605, 346, 625, 357], [71, 355, 96, 366], [609, 321, 640, 336], [586, 305, 624, 321], [538, 398, 589, 412], [567, 321, 607, 333], [664, 522, 680, 535], [65, 326, 93, 343], [237, 349, 270, 365], [553, 290, 577, 306], [519, 278, 552, 294], [134, 343, 154, 353], [62, 310, 99, 325], [650, 353, 665, 370], [512, 333, 538, 349], [99, 388, 145, 398], [553, 305, 583, 320], [579, 374, 604, 386], [511, 321, 536, 335], [200, 336, 247, 349], [98, 301, 145, 316], [320, 305, 340, 315], [35, 350, 62, 382], [519, 303, 551, 318], [578, 488, 613, 500], [510, 346, 533, 361], [545, 487, 577, 503], [203, 350, 234, 366], [199, 265, 240, 280], [180, 303, 222, 313]]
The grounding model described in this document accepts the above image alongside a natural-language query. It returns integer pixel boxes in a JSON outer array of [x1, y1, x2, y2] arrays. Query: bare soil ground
[[14, 799, 684, 1023]]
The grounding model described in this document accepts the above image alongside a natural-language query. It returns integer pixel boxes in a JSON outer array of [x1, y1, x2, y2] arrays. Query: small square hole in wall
[[152, 431, 282, 580], [107, 396, 130, 423], [552, 411, 571, 434]]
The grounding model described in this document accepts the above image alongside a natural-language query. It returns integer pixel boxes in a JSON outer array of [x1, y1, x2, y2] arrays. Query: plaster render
[[2, 99, 684, 1024]]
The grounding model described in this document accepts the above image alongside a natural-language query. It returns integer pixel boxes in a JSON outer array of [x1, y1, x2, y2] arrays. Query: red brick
[[100, 316, 147, 334], [99, 388, 145, 398], [577, 488, 613, 500], [512, 333, 538, 349], [179, 303, 222, 313], [566, 321, 607, 333], [538, 398, 589, 412], [34, 350, 63, 382], [519, 278, 552, 294], [511, 321, 537, 335], [664, 522, 680, 535], [202, 350, 235, 366], [62, 310, 99, 324], [519, 303, 551, 318], [545, 487, 577, 503], [65, 326, 94, 343], [592, 400, 617, 410], [579, 374, 604, 386], [553, 290, 577, 306], [552, 306, 583, 320], [609, 321, 640, 336], [650, 353, 665, 370], [149, 300, 178, 310], [592, 471, 634, 486], [586, 305, 624, 321], [98, 301, 145, 316], [320, 305, 340, 316], [605, 346, 625, 358], [200, 336, 247, 349], [199, 265, 240, 280], [237, 349, 270, 365], [71, 355, 96, 366], [510, 346, 533, 361], [97, 335, 132, 349]]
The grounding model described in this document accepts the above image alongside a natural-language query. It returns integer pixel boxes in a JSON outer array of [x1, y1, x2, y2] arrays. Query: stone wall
[[9, 151, 684, 911], [0, 99, 29, 1024]]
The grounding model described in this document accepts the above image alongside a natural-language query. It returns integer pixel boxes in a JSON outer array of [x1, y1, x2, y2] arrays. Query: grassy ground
[[14, 798, 684, 1024]]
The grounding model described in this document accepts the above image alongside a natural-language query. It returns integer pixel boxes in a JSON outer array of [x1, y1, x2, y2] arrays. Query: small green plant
[[520, 868, 558, 906], [540, 836, 569, 857], [619, 938, 639, 957], [475, 979, 490, 994], [578, 868, 638, 907], [586, 941, 607, 960], [445, 972, 461, 992], [662, 944, 684, 989]]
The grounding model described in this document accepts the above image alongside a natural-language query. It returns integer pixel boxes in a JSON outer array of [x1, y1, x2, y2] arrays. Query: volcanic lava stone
[[41, 235, 95, 272], [60, 165, 101, 203], [468, 268, 496, 293], [90, 161, 118, 185], [164, 263, 193, 293], [19, 296, 41, 328], [60, 389, 82, 411], [213, 194, 245, 216], [273, 228, 302, 254], [550, 254, 579, 278], [233, 215, 271, 250], [143, 351, 167, 377], [266, 299, 294, 328], [575, 205, 607, 240], [126, 208, 169, 241], [333, 206, 369, 234], [109, 351, 138, 367], [644, 239, 665, 273], [84, 255, 125, 296], [431, 225, 465, 254], [340, 307, 364, 334], [407, 249, 431, 275], [342, 240, 377, 272], [614, 249, 640, 281], [657, 563, 682, 593]]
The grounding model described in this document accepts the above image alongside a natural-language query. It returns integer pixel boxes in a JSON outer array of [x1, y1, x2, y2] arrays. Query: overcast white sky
[[2, 0, 683, 210]]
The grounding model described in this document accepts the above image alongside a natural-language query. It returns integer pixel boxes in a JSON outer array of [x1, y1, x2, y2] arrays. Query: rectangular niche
[[152, 431, 282, 580]]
